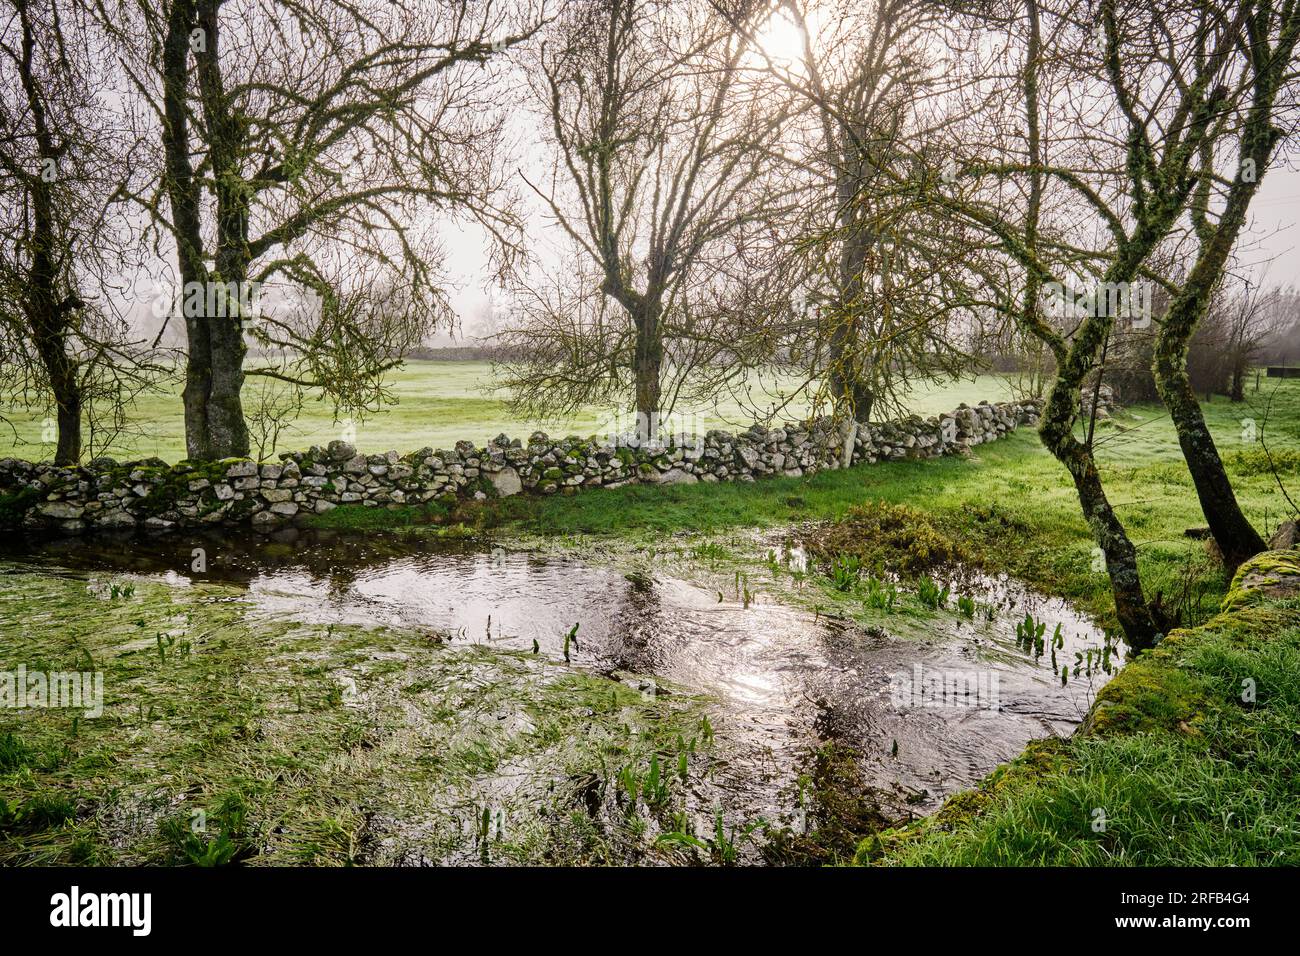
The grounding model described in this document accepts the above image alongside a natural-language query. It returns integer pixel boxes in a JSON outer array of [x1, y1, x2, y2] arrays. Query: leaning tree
[[1150, 0, 1300, 569], [898, 0, 1299, 646]]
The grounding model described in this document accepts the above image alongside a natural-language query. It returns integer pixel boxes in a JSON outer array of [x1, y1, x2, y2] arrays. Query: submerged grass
[[0, 569, 714, 866]]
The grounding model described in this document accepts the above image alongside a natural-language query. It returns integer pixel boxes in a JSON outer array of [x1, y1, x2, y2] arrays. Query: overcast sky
[[1235, 163, 1300, 284], [432, 162, 1300, 345]]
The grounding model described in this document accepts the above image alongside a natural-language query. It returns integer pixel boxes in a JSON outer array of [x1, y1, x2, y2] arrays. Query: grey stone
[[251, 510, 282, 530], [37, 501, 85, 520], [96, 510, 136, 529], [1269, 519, 1299, 551], [656, 468, 697, 485], [488, 466, 523, 497]]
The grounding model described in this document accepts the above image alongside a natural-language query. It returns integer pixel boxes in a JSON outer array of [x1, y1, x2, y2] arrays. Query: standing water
[[0, 528, 1121, 864]]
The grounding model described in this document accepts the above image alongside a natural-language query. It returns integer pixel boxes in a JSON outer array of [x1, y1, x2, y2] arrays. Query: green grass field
[[0, 360, 1017, 464]]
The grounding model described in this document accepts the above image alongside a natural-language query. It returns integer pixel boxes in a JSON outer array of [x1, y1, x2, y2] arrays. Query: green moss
[[0, 485, 41, 525], [133, 470, 190, 517], [1081, 642, 1210, 736], [1222, 548, 1300, 612], [804, 500, 970, 578], [858, 739, 1072, 864]]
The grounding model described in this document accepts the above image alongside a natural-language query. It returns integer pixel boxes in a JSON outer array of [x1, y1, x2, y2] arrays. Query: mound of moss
[[804, 500, 971, 578]]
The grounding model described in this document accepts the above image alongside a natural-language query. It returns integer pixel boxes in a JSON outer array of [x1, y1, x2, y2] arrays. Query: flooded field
[[0, 528, 1123, 865]]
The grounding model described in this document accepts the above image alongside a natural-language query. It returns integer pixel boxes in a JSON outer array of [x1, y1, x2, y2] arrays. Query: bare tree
[[111, 0, 534, 460], [1257, 283, 1300, 367], [499, 0, 794, 437], [1196, 278, 1288, 402], [0, 0, 156, 464], [715, 0, 994, 435], [244, 375, 302, 461]]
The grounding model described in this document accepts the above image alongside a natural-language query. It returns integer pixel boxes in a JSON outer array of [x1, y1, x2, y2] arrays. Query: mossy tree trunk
[[828, 168, 876, 425], [1149, 11, 1300, 572], [632, 298, 664, 438], [163, 0, 247, 461], [986, 0, 1222, 649], [1040, 370, 1163, 649], [1154, 319, 1266, 571]]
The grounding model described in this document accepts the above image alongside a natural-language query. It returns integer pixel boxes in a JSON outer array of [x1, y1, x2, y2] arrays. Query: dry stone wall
[[0, 400, 1041, 536]]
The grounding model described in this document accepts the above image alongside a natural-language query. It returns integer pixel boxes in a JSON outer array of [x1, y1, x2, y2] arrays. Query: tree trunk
[[162, 0, 251, 461], [178, 286, 250, 461], [1040, 391, 1161, 650], [205, 315, 250, 458], [1035, 239, 1167, 651], [29, 309, 82, 466], [1075, 461, 1160, 649], [1154, 336, 1265, 571], [50, 361, 81, 466], [632, 299, 663, 441], [829, 168, 874, 424], [1229, 358, 1246, 402], [16, 0, 82, 466], [829, 361, 873, 423], [1152, 152, 1272, 571]]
